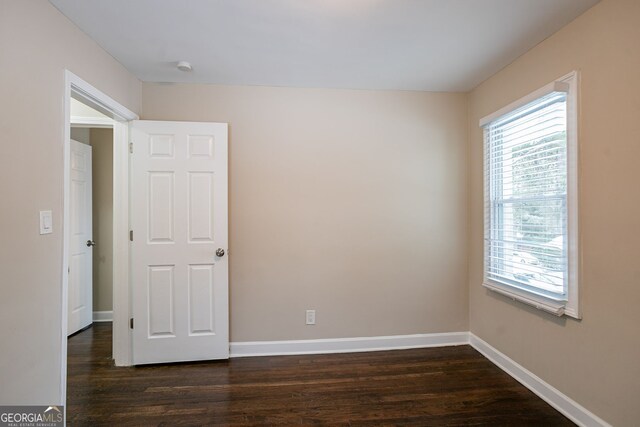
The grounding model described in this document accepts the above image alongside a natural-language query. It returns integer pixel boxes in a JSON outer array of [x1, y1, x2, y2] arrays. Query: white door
[[68, 139, 94, 336], [131, 120, 229, 365]]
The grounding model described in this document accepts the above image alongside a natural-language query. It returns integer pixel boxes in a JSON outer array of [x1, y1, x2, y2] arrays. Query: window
[[479, 72, 579, 318]]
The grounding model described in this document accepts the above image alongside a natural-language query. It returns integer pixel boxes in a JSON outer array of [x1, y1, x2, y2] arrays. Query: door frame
[[61, 70, 138, 404]]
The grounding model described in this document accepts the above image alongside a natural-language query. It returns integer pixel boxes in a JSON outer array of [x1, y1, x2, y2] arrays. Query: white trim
[[482, 281, 566, 316], [111, 121, 132, 366], [60, 71, 72, 408], [70, 116, 114, 128], [66, 71, 137, 121], [469, 334, 611, 427], [479, 80, 569, 127], [230, 332, 470, 358], [62, 70, 139, 409], [92, 311, 114, 322], [562, 70, 580, 319]]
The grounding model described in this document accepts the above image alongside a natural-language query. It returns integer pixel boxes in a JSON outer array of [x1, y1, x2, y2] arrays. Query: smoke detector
[[177, 61, 193, 72]]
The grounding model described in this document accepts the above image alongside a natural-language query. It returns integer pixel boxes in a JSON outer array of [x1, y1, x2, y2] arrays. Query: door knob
[[86, 240, 96, 247], [215, 248, 225, 257]]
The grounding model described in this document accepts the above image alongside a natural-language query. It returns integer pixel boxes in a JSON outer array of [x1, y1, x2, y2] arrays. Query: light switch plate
[[40, 210, 53, 235]]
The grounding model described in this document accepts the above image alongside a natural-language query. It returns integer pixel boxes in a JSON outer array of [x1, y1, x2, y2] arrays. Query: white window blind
[[484, 91, 569, 301]]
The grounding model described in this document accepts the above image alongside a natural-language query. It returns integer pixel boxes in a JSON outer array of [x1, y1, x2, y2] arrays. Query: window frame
[[479, 71, 580, 319]]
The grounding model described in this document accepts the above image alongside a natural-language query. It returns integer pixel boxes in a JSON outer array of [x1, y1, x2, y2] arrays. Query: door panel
[[131, 120, 228, 365], [68, 140, 93, 336], [148, 172, 175, 242], [188, 172, 215, 242], [188, 263, 215, 335], [148, 265, 175, 337]]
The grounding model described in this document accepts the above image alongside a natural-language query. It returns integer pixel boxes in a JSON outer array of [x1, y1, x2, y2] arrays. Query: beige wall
[[467, 0, 640, 425], [70, 127, 90, 144], [89, 128, 114, 312], [0, 0, 140, 405], [143, 84, 469, 342]]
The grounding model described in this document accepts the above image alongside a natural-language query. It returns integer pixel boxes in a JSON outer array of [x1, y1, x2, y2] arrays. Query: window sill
[[483, 280, 567, 316]]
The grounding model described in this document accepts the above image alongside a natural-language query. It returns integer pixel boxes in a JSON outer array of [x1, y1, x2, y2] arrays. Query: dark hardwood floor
[[67, 324, 573, 426]]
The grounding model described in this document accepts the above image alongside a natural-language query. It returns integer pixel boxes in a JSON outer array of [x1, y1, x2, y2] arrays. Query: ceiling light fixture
[[177, 61, 192, 72]]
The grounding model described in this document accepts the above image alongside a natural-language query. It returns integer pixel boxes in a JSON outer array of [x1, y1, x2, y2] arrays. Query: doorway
[[68, 105, 114, 336], [62, 71, 138, 407], [62, 71, 229, 413]]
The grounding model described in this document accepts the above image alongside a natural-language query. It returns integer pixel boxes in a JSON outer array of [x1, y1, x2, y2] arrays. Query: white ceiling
[[50, 0, 598, 92]]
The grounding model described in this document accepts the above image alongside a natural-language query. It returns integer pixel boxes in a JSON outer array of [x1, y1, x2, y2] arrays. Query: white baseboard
[[230, 331, 469, 358], [469, 333, 610, 427], [92, 311, 113, 322]]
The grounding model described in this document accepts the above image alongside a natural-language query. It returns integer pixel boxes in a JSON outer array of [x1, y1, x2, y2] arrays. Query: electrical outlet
[[305, 310, 316, 325]]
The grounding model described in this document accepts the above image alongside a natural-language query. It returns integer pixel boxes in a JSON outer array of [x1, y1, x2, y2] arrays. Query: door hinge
[[129, 142, 133, 154], [129, 230, 133, 241], [130, 318, 134, 329]]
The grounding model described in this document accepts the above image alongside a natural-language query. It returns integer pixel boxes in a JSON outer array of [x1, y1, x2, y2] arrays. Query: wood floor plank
[[67, 324, 574, 426]]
